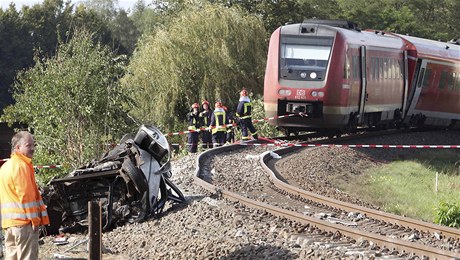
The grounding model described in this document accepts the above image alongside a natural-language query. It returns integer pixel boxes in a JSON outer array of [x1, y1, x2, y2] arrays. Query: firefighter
[[223, 106, 235, 144], [187, 103, 201, 153], [210, 101, 228, 147], [236, 89, 258, 140], [199, 100, 213, 149]]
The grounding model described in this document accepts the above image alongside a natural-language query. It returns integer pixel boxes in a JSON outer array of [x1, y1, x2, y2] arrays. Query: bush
[[434, 201, 460, 228]]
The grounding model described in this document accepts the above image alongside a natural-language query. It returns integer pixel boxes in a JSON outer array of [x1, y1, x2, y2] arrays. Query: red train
[[264, 20, 460, 136]]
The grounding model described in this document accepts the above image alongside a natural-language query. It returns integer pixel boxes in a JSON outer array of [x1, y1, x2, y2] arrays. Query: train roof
[[281, 22, 405, 50], [394, 34, 460, 62], [280, 21, 459, 62]]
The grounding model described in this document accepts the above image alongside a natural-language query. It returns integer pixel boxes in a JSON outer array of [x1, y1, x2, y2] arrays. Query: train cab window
[[439, 71, 448, 89], [279, 36, 334, 81], [422, 69, 432, 88]]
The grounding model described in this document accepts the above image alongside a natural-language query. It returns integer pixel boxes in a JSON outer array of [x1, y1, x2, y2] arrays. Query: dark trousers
[[240, 118, 258, 140], [226, 129, 235, 143], [187, 132, 199, 153], [201, 131, 212, 149], [212, 132, 226, 147]]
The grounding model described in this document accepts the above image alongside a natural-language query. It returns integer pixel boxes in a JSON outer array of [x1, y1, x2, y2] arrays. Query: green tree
[[0, 4, 34, 110], [122, 1, 267, 133], [335, 0, 458, 41], [1, 30, 131, 181]]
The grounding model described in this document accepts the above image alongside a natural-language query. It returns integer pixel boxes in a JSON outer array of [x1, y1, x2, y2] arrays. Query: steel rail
[[194, 138, 460, 259], [260, 144, 460, 241]]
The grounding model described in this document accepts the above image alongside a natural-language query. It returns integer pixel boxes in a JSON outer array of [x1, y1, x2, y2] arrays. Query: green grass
[[337, 150, 460, 222]]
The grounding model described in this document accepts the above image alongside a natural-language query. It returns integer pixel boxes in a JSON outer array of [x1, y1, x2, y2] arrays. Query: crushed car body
[[43, 125, 185, 234]]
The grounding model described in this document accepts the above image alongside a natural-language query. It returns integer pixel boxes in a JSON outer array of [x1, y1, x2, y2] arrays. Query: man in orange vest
[[0, 131, 49, 259]]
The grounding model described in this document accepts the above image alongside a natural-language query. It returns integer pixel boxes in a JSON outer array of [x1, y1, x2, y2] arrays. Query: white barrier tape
[[237, 143, 460, 149], [166, 113, 298, 137]]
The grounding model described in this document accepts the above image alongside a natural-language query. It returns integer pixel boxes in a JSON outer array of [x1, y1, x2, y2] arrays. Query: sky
[[0, 0, 138, 11]]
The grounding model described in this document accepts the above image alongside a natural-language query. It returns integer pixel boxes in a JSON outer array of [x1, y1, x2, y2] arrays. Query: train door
[[401, 51, 409, 117], [358, 46, 367, 124], [406, 59, 427, 116]]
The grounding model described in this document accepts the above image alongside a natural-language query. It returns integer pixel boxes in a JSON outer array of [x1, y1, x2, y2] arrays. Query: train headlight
[[300, 72, 307, 78], [310, 72, 317, 79], [278, 89, 292, 96], [311, 91, 318, 97], [318, 92, 324, 97]]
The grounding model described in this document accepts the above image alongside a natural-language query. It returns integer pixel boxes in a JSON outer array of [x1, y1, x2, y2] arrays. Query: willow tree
[[1, 30, 130, 179], [122, 1, 267, 132]]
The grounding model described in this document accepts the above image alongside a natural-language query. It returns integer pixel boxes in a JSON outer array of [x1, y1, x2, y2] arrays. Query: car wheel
[[121, 159, 148, 194]]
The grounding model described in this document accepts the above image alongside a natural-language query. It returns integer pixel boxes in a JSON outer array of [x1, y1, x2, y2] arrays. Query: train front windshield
[[280, 36, 334, 81]]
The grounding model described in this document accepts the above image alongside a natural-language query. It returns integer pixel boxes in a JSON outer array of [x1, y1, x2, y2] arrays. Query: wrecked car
[[44, 125, 185, 234]]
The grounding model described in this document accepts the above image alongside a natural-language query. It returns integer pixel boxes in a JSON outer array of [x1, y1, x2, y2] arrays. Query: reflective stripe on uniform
[[212, 111, 227, 134], [1, 200, 45, 210], [1, 209, 48, 220]]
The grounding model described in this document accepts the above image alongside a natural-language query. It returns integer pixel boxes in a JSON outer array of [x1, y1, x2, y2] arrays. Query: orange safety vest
[[0, 152, 49, 228]]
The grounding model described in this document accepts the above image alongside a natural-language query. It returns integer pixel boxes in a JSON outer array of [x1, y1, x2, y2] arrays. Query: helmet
[[202, 100, 210, 106], [215, 101, 223, 108], [191, 103, 199, 109], [240, 89, 248, 96], [222, 106, 228, 111]]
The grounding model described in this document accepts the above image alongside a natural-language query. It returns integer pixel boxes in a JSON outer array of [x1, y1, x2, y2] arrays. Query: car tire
[[121, 159, 148, 194]]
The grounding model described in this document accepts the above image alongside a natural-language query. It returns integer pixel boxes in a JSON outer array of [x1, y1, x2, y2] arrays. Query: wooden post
[[88, 201, 102, 260]]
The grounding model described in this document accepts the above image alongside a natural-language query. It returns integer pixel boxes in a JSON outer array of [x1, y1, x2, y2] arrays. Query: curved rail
[[194, 140, 460, 259], [261, 146, 460, 241]]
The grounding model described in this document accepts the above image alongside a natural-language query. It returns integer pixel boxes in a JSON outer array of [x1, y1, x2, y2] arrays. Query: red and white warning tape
[[166, 114, 297, 136], [238, 143, 460, 149]]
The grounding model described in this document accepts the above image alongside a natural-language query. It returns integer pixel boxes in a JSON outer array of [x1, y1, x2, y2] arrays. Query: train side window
[[447, 72, 454, 90], [394, 60, 397, 79], [439, 71, 447, 89], [343, 54, 350, 79], [371, 58, 377, 80], [422, 69, 432, 88], [395, 60, 400, 79], [382, 58, 388, 79], [352, 56, 359, 79], [379, 58, 383, 79], [374, 58, 379, 80], [457, 73, 460, 91], [389, 59, 394, 79], [398, 60, 404, 79]]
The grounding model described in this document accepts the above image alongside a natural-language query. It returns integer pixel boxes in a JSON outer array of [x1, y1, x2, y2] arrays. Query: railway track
[[194, 131, 460, 259]]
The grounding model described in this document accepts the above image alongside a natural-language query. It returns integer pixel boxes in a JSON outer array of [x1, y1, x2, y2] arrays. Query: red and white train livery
[[264, 20, 460, 135]]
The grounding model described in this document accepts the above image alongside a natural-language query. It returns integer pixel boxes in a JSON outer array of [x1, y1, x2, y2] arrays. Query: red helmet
[[191, 103, 199, 109], [215, 101, 223, 108], [240, 89, 248, 96], [202, 100, 209, 106]]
